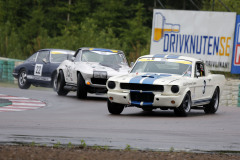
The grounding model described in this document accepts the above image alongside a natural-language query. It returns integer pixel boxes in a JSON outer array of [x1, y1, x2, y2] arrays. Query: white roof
[[139, 54, 201, 63]]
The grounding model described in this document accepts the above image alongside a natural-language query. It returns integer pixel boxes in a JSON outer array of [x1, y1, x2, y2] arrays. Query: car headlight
[[108, 81, 116, 89], [171, 85, 179, 93]]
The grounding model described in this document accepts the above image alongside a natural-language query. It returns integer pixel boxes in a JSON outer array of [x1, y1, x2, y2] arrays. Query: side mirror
[[42, 58, 48, 63], [71, 57, 75, 62]]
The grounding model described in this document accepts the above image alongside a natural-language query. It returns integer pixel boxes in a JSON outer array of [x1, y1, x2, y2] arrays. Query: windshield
[[81, 50, 127, 65], [131, 58, 192, 76], [50, 51, 74, 63]]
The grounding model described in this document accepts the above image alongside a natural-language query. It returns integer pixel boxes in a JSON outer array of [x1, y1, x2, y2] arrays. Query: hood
[[111, 73, 188, 85], [76, 62, 130, 76]]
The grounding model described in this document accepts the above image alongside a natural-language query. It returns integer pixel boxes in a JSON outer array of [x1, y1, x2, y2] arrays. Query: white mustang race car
[[56, 47, 130, 98], [107, 54, 225, 116]]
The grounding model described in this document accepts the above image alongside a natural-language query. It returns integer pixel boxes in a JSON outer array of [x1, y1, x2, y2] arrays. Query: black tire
[[107, 99, 124, 115], [56, 70, 69, 96], [18, 69, 31, 89], [204, 88, 219, 114], [52, 72, 58, 91], [174, 92, 191, 117], [77, 73, 87, 99]]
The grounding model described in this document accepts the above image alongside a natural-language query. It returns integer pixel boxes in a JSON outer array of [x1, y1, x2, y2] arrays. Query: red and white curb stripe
[[0, 94, 46, 112]]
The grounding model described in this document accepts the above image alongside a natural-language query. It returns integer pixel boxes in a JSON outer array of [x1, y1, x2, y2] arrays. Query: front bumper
[[108, 91, 185, 108]]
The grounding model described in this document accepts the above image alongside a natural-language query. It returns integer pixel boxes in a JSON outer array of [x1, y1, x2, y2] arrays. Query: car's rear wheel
[[174, 92, 191, 117], [77, 73, 87, 99], [107, 99, 124, 115], [18, 69, 31, 89], [204, 88, 219, 114], [56, 70, 69, 96]]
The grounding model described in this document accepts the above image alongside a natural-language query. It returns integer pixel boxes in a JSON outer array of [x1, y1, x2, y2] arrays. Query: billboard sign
[[231, 15, 240, 74], [150, 9, 237, 72]]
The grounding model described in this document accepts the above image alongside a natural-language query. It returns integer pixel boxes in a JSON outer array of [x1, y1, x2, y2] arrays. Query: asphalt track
[[0, 86, 240, 152]]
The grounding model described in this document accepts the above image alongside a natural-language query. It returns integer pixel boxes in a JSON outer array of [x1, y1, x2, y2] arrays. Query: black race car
[[12, 49, 75, 90]]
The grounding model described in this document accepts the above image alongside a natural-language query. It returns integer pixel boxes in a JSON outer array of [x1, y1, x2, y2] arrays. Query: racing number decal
[[34, 64, 43, 76], [66, 65, 73, 81], [203, 80, 206, 94]]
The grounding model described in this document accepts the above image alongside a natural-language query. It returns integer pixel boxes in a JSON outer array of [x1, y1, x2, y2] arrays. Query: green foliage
[[67, 142, 73, 149], [169, 146, 174, 152], [202, 0, 240, 14], [80, 139, 87, 148], [30, 141, 36, 147], [53, 142, 61, 148], [92, 144, 109, 150], [125, 144, 131, 151]]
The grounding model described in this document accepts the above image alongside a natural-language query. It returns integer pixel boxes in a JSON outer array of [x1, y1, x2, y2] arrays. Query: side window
[[195, 62, 205, 77], [36, 51, 50, 63], [26, 52, 38, 62], [75, 50, 81, 62]]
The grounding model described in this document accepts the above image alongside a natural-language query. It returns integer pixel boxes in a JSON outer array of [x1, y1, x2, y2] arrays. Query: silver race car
[[56, 47, 130, 98]]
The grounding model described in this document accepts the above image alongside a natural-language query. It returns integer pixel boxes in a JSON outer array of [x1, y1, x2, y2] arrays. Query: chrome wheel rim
[[183, 94, 191, 112], [19, 71, 27, 86], [53, 74, 57, 90]]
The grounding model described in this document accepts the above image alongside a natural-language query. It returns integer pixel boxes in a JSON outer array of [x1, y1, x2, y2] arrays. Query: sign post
[[231, 15, 240, 74]]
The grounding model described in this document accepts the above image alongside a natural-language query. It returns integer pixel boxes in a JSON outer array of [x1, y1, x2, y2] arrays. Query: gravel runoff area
[[0, 145, 240, 160]]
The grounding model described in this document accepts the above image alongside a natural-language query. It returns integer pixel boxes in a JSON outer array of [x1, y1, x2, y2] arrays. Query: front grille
[[120, 83, 163, 92], [130, 92, 154, 102], [91, 78, 107, 85]]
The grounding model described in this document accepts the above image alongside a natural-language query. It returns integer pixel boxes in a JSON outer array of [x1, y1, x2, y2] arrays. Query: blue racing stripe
[[129, 75, 144, 83], [91, 48, 113, 52], [153, 54, 166, 58], [142, 74, 171, 84], [129, 74, 149, 84], [131, 101, 153, 106], [142, 102, 153, 106], [130, 90, 140, 93], [131, 101, 141, 106], [166, 55, 180, 59]]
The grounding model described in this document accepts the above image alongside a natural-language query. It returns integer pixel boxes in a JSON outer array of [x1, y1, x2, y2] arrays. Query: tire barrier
[[220, 79, 240, 107], [0, 58, 23, 83]]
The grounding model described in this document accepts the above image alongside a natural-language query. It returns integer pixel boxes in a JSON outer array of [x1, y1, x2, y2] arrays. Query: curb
[[0, 98, 12, 107]]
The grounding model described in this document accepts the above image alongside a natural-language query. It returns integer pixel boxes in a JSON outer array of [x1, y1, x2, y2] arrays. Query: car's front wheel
[[204, 88, 219, 114], [56, 70, 69, 96], [77, 73, 87, 99], [174, 92, 191, 117], [107, 99, 124, 115], [18, 69, 31, 89]]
